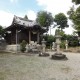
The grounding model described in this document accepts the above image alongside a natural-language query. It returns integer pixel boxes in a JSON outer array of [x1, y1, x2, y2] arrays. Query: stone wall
[[6, 45, 20, 52]]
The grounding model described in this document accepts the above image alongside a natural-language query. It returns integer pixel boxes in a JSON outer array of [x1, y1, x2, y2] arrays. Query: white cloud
[[27, 10, 36, 20], [37, 0, 73, 15], [36, 0, 74, 34], [0, 10, 37, 28], [0, 10, 14, 27]]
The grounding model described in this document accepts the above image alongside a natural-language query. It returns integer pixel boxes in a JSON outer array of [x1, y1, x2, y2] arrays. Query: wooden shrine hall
[[4, 15, 47, 44]]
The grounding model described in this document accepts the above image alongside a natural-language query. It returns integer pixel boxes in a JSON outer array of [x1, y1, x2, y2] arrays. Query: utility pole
[[50, 26, 52, 51], [16, 29, 18, 53]]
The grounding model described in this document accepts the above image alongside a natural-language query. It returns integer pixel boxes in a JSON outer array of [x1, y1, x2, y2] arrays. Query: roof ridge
[[14, 15, 34, 22]]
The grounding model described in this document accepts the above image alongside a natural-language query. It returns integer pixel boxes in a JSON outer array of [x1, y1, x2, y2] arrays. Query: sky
[[0, 0, 74, 35]]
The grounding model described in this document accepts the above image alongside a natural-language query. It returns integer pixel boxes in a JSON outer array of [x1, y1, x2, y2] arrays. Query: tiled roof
[[13, 15, 39, 27], [5, 15, 47, 33]]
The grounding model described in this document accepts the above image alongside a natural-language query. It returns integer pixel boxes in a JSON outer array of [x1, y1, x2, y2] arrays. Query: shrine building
[[4, 15, 47, 45]]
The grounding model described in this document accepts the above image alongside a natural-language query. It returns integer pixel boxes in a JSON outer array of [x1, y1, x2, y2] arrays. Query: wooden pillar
[[37, 32, 39, 43], [29, 31, 31, 44]]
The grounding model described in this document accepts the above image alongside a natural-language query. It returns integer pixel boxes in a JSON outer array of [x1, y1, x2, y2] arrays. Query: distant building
[[4, 15, 47, 44]]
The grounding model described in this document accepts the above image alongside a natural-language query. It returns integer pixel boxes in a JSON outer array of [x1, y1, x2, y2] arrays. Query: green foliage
[[55, 29, 65, 36], [69, 40, 79, 47], [61, 34, 79, 48], [60, 41, 65, 49], [0, 25, 4, 36], [67, 6, 80, 36], [47, 35, 55, 43], [20, 40, 27, 52], [36, 11, 54, 31], [43, 34, 55, 48], [72, 0, 80, 4], [54, 13, 68, 30], [73, 6, 80, 26], [67, 6, 75, 20], [55, 31, 79, 47], [66, 35, 78, 47], [24, 15, 28, 20]]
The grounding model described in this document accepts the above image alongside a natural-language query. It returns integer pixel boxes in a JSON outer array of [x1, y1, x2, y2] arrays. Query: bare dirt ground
[[0, 52, 80, 80]]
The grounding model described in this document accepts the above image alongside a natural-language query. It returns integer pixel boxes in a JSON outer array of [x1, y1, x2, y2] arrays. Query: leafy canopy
[[24, 15, 28, 20], [72, 0, 80, 4], [67, 6, 80, 32], [54, 13, 68, 30], [0, 25, 4, 36], [36, 11, 54, 30]]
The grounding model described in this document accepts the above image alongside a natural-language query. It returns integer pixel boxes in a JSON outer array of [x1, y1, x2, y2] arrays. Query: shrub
[[20, 40, 27, 52], [60, 41, 65, 49]]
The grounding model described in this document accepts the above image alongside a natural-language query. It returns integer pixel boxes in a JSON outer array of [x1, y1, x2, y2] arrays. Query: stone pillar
[[52, 42, 55, 51], [65, 40, 68, 51], [42, 39, 46, 53], [57, 44, 60, 54], [37, 32, 39, 43], [29, 31, 31, 44], [78, 36, 80, 52]]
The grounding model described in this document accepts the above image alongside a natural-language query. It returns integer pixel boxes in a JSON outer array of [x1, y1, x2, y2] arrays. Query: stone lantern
[[39, 38, 49, 57], [55, 35, 62, 54], [51, 34, 67, 60]]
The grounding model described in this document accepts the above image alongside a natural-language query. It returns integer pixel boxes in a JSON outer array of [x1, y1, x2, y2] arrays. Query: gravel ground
[[0, 52, 80, 80]]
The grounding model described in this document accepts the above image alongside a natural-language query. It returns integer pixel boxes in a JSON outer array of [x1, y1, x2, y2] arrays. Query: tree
[[67, 6, 80, 36], [68, 0, 80, 36], [54, 13, 68, 30], [24, 15, 28, 20], [43, 34, 55, 48], [55, 29, 65, 36], [36, 11, 54, 31], [0, 25, 4, 36], [72, 0, 80, 4], [67, 6, 75, 20]]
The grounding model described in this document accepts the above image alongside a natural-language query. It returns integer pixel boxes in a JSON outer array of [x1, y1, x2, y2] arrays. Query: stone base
[[63, 50, 72, 52], [39, 52, 50, 57], [6, 45, 20, 52], [51, 53, 68, 60], [77, 50, 80, 53]]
